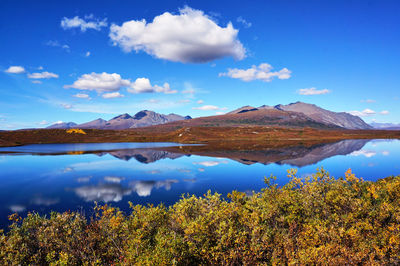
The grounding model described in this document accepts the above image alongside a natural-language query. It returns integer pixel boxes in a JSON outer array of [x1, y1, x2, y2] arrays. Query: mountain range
[[47, 102, 372, 130], [47, 110, 192, 130], [370, 122, 400, 130]]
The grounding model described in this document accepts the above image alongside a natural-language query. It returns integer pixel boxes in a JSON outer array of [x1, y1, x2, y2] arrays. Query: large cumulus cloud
[[109, 7, 245, 63]]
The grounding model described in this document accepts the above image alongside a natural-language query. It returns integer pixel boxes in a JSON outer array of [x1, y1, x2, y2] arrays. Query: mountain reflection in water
[[0, 139, 370, 166], [1, 139, 399, 229]]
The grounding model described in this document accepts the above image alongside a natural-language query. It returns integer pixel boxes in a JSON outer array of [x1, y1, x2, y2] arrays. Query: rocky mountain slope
[[275, 102, 371, 129], [226, 102, 371, 129]]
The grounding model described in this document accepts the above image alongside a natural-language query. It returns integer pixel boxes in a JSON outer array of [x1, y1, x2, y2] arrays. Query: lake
[[0, 139, 399, 229]]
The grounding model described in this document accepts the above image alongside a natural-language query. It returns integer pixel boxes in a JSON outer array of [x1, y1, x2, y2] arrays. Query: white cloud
[[193, 160, 228, 167], [104, 176, 125, 183], [5, 66, 25, 74], [361, 99, 375, 103], [65, 73, 176, 95], [236, 16, 252, 28], [9, 205, 26, 213], [61, 15, 108, 32], [102, 92, 124, 99], [147, 99, 159, 103], [109, 6, 245, 63], [45, 40, 70, 52], [128, 78, 177, 94], [197, 100, 204, 104], [350, 150, 376, 158], [38, 120, 50, 125], [297, 87, 331, 95], [38, 66, 44, 70], [193, 105, 227, 111], [73, 93, 91, 99], [61, 103, 72, 109], [85, 51, 91, 57], [380, 110, 389, 115], [182, 83, 196, 97], [348, 109, 376, 117], [28, 71, 59, 79], [31, 80, 42, 84], [179, 99, 191, 103], [382, 151, 390, 156], [64, 72, 130, 93], [219, 63, 291, 82]]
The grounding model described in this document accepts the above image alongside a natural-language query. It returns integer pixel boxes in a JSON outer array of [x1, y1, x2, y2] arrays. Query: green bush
[[1, 168, 399, 265]]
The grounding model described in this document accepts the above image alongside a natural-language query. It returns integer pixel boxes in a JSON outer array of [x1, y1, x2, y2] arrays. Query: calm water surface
[[0, 139, 399, 228]]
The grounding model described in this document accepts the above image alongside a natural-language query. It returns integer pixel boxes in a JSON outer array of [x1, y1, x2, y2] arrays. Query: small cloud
[[193, 105, 226, 111], [128, 77, 177, 94], [5, 66, 25, 74], [215, 111, 225, 115], [361, 99, 375, 103], [9, 204, 26, 213], [28, 71, 59, 79], [102, 92, 124, 99], [219, 63, 291, 82], [73, 93, 91, 100], [61, 15, 108, 32], [147, 99, 159, 103], [197, 99, 204, 104], [61, 103, 72, 109], [297, 87, 331, 95], [104, 176, 125, 183], [65, 72, 130, 93], [31, 80, 42, 84], [77, 176, 92, 183], [182, 89, 195, 94], [178, 99, 191, 103], [380, 110, 389, 115], [38, 120, 50, 126], [382, 151, 390, 156], [350, 150, 376, 158], [236, 16, 252, 28], [38, 66, 44, 70], [193, 160, 228, 167], [85, 51, 91, 57], [348, 109, 376, 117], [45, 40, 70, 52]]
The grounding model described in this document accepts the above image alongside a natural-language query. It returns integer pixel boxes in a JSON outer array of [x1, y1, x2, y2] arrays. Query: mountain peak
[[133, 110, 154, 120], [227, 106, 258, 115], [46, 122, 77, 129], [112, 113, 132, 120]]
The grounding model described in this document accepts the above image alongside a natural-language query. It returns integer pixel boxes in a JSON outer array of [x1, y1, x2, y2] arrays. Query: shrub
[[1, 169, 399, 265]]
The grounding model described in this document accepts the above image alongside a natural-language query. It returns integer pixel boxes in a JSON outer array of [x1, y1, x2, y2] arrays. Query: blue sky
[[1, 0, 399, 129]]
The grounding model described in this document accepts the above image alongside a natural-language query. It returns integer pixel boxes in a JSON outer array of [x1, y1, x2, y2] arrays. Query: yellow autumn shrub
[[1, 168, 399, 265], [66, 129, 86, 134]]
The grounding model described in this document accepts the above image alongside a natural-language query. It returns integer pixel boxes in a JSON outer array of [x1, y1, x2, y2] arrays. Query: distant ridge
[[47, 122, 77, 129], [46, 110, 191, 130], [370, 122, 400, 130]]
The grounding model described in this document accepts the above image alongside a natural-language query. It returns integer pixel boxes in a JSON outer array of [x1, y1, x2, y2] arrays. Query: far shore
[[1, 126, 400, 149]]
